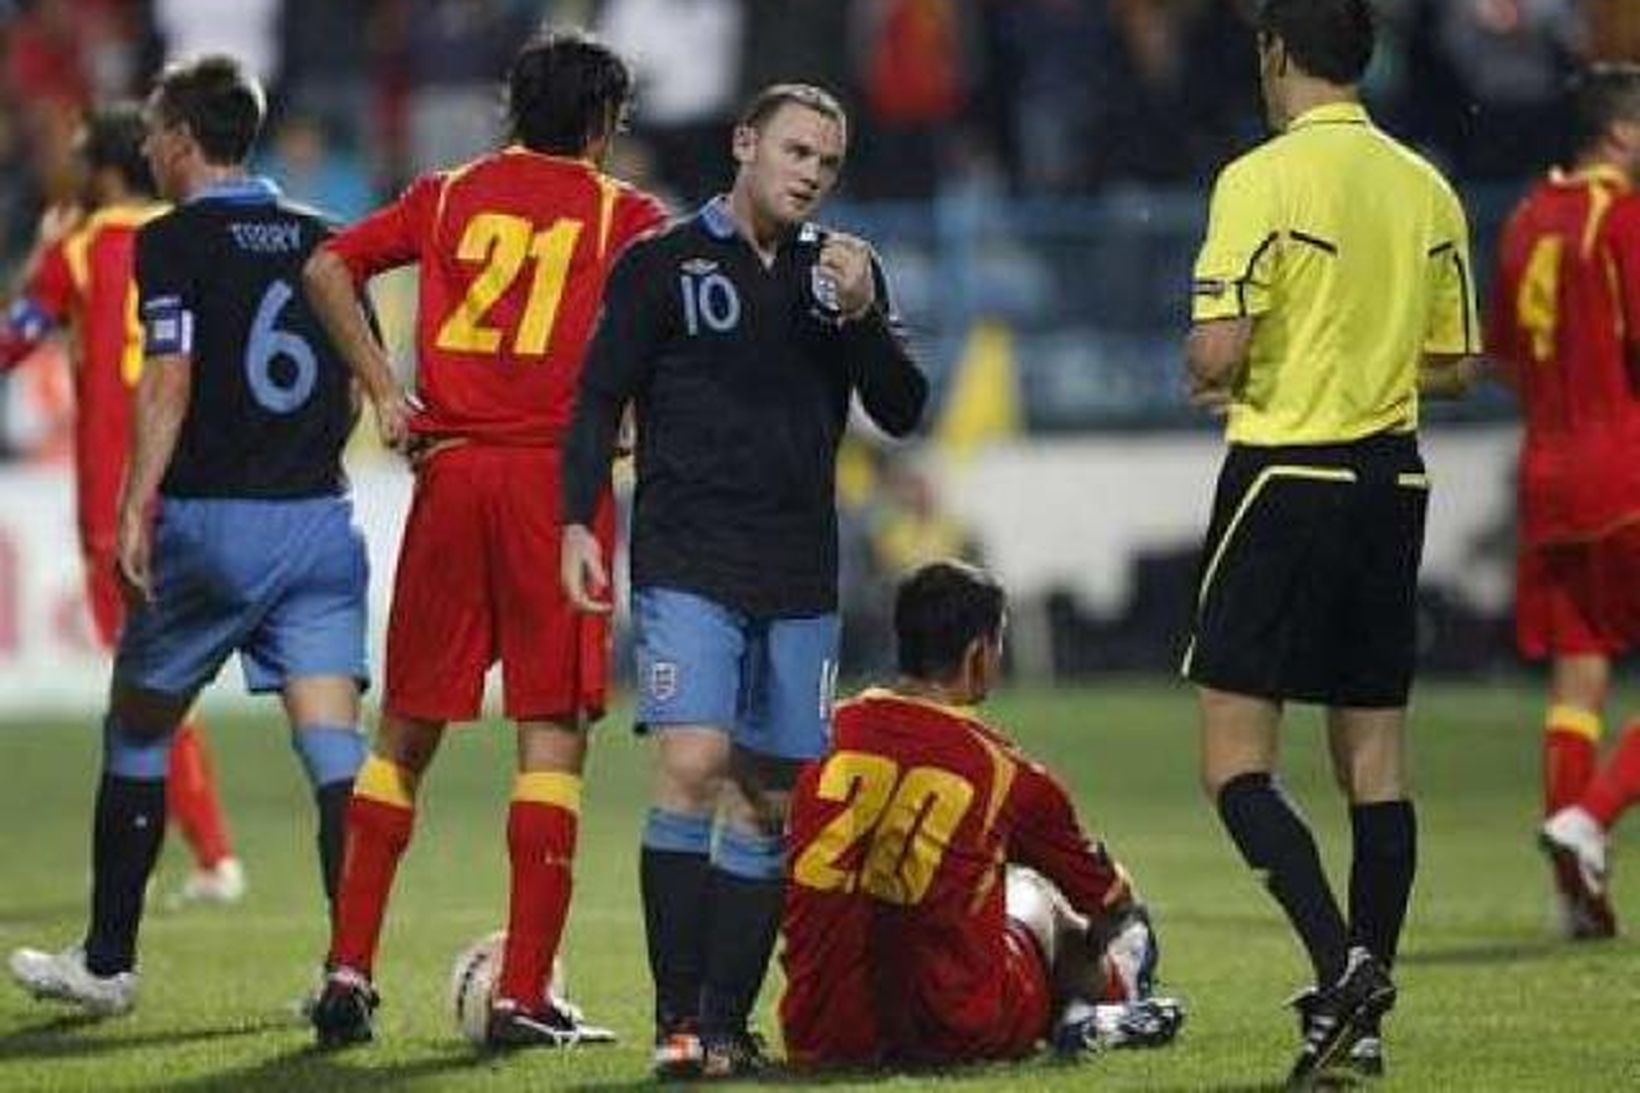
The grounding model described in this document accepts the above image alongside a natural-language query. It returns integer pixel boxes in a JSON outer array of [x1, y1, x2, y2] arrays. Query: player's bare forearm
[[1419, 352, 1480, 399], [1186, 318, 1253, 394], [119, 354, 191, 527], [303, 248, 397, 404]]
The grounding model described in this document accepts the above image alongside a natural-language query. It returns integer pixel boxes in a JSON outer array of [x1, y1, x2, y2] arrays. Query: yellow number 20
[[1516, 234, 1563, 364], [792, 750, 975, 907], [435, 212, 584, 357]]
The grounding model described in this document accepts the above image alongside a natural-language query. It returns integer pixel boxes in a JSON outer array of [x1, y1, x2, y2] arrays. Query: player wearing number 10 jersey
[[781, 562, 1181, 1068], [1490, 64, 1640, 940], [304, 29, 667, 1048]]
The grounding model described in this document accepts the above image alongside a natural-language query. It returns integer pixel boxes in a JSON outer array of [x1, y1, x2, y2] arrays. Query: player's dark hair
[[507, 28, 632, 155], [1257, 0, 1375, 86], [737, 83, 847, 134], [1570, 63, 1640, 154], [83, 102, 156, 197], [895, 561, 1006, 681], [150, 54, 266, 165]]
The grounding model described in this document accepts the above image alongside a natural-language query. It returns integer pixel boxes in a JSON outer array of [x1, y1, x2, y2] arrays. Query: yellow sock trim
[[1546, 705, 1602, 743], [513, 771, 582, 814], [354, 755, 418, 809]]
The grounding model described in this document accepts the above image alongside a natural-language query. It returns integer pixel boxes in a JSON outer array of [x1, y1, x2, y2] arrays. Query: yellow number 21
[[792, 750, 975, 907], [435, 212, 584, 357]]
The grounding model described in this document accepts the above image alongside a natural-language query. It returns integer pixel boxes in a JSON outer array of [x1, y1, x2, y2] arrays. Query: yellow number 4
[[435, 212, 584, 357], [1516, 234, 1563, 364], [793, 750, 975, 906]]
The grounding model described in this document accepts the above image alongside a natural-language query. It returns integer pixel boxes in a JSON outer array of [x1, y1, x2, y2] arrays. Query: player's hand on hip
[[561, 523, 613, 614], [819, 233, 876, 320], [115, 512, 153, 609], [372, 386, 417, 452]]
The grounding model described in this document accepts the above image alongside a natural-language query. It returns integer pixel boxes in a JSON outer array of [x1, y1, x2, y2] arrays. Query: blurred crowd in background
[[4, 0, 1639, 256], [1, 0, 1637, 679]]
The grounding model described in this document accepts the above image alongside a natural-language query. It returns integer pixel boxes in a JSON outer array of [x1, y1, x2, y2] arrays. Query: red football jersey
[[1489, 166, 1640, 545], [325, 148, 667, 443], [2, 204, 164, 551], [780, 689, 1131, 1067]]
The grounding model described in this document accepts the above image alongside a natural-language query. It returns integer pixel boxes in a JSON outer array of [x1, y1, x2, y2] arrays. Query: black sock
[[1349, 800, 1417, 968], [641, 846, 712, 1030], [699, 868, 784, 1040], [84, 774, 167, 976], [1217, 771, 1350, 986], [315, 778, 353, 916]]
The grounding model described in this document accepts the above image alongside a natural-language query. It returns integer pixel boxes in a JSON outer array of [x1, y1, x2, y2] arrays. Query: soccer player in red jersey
[[0, 104, 243, 906], [781, 561, 1183, 1068], [302, 30, 667, 1048], [1490, 64, 1640, 940]]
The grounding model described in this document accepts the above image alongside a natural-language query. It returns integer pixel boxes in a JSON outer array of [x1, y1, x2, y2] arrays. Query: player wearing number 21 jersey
[[304, 32, 667, 1048]]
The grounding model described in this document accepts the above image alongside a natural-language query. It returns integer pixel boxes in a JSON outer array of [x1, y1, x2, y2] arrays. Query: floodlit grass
[[2, 681, 1637, 1090]]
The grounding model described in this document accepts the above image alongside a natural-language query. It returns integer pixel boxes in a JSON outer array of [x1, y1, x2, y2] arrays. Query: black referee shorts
[[1183, 432, 1429, 708]]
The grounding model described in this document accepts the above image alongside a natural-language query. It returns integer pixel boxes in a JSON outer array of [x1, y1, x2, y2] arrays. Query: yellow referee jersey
[[1191, 101, 1480, 445]]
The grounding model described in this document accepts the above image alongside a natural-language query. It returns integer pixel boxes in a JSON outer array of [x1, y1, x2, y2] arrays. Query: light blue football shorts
[[633, 586, 839, 761], [115, 495, 369, 698]]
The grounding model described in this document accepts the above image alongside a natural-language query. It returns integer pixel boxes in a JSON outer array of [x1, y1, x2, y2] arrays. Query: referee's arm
[[1420, 189, 1484, 400], [1188, 159, 1274, 411], [1186, 318, 1252, 410]]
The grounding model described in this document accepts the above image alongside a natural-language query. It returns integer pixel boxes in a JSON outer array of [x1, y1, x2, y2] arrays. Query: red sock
[[496, 772, 581, 1009], [328, 756, 418, 976], [1582, 722, 1640, 829], [167, 719, 233, 868], [1543, 705, 1601, 816]]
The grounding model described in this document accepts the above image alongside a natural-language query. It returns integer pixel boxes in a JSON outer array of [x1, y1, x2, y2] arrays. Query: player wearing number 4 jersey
[[10, 56, 368, 1017], [303, 29, 666, 1049], [1490, 63, 1640, 940], [782, 562, 1183, 1068]]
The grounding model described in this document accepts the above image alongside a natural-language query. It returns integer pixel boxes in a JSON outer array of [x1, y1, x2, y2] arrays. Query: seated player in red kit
[[781, 560, 1183, 1068]]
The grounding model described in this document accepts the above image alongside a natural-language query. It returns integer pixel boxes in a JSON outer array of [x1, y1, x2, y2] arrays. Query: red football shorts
[[992, 919, 1054, 1058], [1517, 521, 1640, 659], [384, 444, 614, 723]]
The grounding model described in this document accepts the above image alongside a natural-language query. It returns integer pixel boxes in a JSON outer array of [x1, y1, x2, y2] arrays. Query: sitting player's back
[[782, 688, 1128, 1066]]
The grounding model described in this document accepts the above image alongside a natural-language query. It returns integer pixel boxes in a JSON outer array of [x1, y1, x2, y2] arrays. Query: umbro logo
[[682, 258, 718, 275]]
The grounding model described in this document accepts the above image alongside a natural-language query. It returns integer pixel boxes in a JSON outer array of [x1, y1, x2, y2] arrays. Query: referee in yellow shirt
[[1183, 1, 1480, 1087]]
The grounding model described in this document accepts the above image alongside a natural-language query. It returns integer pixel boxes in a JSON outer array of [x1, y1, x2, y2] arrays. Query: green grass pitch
[[2, 681, 1637, 1091]]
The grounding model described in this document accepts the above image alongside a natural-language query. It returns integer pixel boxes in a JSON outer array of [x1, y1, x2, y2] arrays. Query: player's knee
[[291, 724, 367, 789], [655, 739, 728, 812], [376, 713, 444, 774], [1004, 866, 1062, 966], [102, 714, 176, 780]]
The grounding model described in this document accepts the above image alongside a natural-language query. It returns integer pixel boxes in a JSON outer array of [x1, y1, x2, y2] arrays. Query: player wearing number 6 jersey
[[782, 561, 1181, 1067], [302, 29, 667, 1049], [0, 103, 244, 910], [10, 56, 368, 1017], [1490, 64, 1640, 940]]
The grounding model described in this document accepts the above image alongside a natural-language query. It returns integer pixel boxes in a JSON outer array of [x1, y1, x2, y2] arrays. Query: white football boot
[[9, 946, 138, 1015], [165, 856, 247, 910]]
